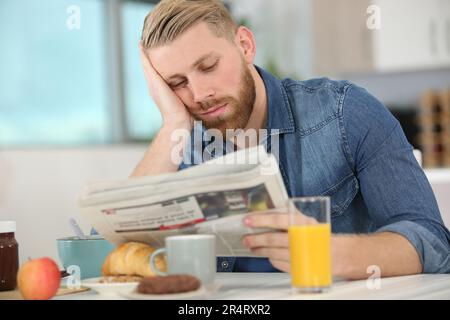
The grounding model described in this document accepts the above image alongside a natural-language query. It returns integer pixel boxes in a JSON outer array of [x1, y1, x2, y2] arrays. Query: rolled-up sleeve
[[377, 221, 450, 272], [342, 84, 450, 273]]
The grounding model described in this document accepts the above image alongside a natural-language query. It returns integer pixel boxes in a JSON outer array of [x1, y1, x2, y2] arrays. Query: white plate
[[82, 277, 139, 295], [120, 284, 220, 300]]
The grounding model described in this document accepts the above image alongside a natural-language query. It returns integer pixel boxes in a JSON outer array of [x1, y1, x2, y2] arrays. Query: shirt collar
[[255, 65, 295, 134]]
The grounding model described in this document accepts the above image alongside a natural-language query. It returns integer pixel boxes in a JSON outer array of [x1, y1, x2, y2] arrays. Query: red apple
[[17, 257, 61, 300]]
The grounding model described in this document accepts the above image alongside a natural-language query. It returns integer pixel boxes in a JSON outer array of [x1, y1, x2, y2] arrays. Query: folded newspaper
[[78, 146, 289, 256]]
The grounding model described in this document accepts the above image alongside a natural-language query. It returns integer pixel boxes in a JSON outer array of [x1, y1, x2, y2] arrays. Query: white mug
[[150, 234, 216, 286]]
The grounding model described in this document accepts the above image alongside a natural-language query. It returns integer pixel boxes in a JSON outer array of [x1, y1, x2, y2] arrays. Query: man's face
[[148, 23, 256, 133]]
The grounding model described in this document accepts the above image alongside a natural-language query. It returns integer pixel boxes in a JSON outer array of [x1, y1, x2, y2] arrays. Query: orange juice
[[288, 223, 332, 288]]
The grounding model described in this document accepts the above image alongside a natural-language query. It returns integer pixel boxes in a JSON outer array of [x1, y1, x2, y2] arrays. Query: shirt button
[[221, 260, 229, 269]]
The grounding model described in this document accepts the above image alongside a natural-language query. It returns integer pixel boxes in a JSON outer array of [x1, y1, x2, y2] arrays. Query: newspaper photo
[[78, 146, 289, 256]]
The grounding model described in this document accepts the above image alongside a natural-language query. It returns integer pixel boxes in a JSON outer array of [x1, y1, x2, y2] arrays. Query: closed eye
[[201, 60, 219, 72], [170, 80, 187, 89]]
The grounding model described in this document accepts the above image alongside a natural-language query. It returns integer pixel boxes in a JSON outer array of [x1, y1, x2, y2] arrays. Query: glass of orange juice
[[288, 196, 332, 293]]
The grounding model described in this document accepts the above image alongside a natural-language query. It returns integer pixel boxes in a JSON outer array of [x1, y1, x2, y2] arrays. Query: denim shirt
[[179, 66, 450, 274]]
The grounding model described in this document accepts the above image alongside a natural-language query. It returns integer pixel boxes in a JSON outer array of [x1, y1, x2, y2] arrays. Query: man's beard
[[192, 59, 256, 134]]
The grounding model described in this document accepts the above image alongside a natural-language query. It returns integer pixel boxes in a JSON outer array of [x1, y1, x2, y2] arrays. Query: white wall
[[229, 0, 450, 109], [228, 0, 313, 79], [0, 145, 147, 267], [0, 146, 449, 269], [424, 170, 450, 229]]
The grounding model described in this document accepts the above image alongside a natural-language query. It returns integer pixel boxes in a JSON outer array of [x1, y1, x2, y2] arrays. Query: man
[[132, 0, 450, 279]]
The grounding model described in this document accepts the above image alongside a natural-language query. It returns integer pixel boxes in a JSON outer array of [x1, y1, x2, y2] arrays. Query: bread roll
[[101, 242, 166, 277]]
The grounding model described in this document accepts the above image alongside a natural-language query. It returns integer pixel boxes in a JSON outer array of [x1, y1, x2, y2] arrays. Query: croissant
[[101, 242, 166, 277]]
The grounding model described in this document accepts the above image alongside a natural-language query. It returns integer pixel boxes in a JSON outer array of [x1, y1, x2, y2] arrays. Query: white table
[[56, 273, 450, 300]]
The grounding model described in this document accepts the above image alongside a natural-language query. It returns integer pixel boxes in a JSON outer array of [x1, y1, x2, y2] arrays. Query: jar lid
[[0, 221, 16, 233]]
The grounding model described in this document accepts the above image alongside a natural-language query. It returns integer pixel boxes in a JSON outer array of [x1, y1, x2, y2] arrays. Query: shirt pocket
[[320, 174, 359, 217]]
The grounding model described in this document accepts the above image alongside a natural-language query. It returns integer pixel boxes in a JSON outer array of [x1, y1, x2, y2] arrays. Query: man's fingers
[[250, 247, 290, 262], [244, 213, 290, 230], [243, 211, 319, 230], [269, 259, 291, 273], [243, 232, 289, 248], [138, 41, 159, 81], [136, 42, 191, 127]]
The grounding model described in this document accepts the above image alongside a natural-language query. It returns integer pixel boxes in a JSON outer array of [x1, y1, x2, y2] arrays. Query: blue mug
[[56, 236, 115, 280]]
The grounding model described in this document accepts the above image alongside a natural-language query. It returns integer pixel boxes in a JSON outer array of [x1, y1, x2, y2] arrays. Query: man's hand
[[130, 43, 194, 177], [242, 211, 317, 273], [139, 42, 192, 130], [242, 212, 423, 279]]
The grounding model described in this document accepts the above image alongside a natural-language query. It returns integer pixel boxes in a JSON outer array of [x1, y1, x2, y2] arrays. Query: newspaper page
[[78, 146, 289, 256]]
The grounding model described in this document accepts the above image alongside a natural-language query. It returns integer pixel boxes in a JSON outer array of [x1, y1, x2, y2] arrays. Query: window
[[122, 0, 162, 141], [0, 0, 160, 146], [0, 0, 109, 145]]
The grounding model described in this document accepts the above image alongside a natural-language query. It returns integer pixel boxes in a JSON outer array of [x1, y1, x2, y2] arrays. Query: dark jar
[[0, 221, 19, 291]]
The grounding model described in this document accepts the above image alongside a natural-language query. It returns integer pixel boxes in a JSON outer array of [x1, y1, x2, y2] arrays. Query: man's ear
[[234, 26, 256, 64]]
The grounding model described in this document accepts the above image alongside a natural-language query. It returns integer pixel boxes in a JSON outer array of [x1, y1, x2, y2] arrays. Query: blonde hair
[[141, 0, 238, 49]]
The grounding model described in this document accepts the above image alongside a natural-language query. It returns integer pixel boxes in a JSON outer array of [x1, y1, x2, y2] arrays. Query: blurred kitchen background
[[0, 0, 449, 264]]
